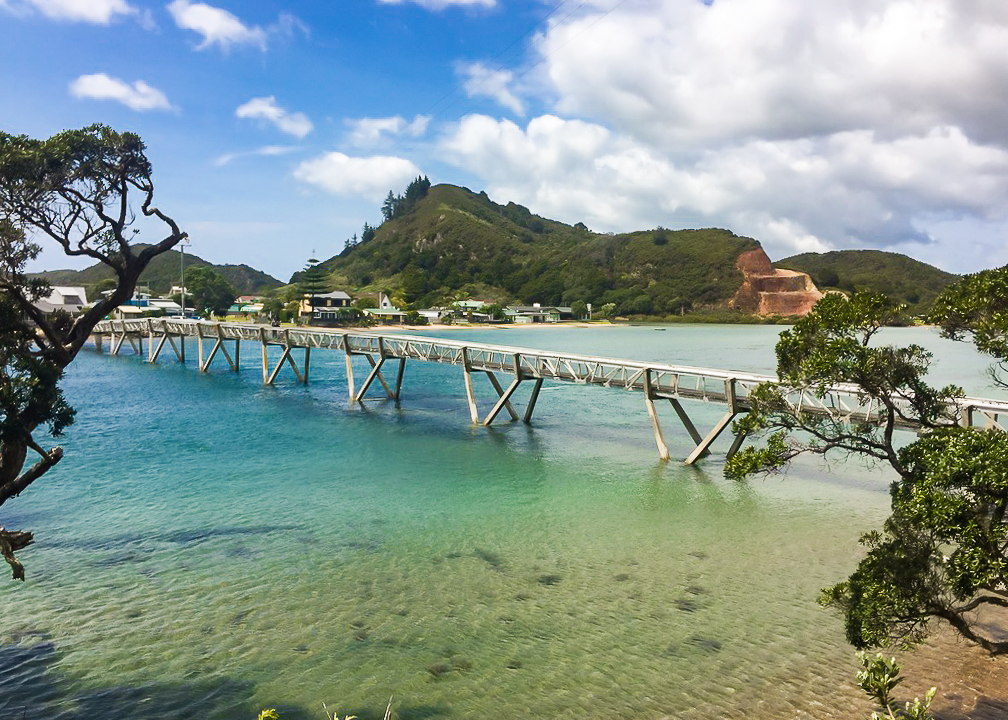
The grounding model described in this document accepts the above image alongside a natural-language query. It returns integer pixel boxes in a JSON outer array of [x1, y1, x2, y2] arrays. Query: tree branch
[[0, 445, 62, 507], [0, 529, 33, 581]]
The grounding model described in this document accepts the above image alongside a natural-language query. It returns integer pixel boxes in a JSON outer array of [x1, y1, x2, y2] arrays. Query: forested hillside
[[301, 183, 762, 316], [775, 250, 957, 314], [36, 245, 282, 299]]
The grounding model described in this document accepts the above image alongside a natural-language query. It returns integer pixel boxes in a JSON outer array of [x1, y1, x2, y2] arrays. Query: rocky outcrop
[[732, 248, 823, 316]]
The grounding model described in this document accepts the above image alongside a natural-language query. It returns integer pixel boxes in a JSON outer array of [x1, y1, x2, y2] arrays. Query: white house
[[34, 286, 88, 315]]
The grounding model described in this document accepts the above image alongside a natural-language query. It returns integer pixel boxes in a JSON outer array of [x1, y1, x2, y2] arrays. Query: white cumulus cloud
[[4, 0, 134, 23], [457, 62, 524, 116], [167, 0, 266, 51], [440, 112, 1008, 262], [345, 114, 431, 146], [69, 73, 173, 111], [293, 152, 422, 200], [430, 0, 1008, 271], [214, 145, 299, 167], [236, 97, 312, 139], [540, 0, 1008, 149]]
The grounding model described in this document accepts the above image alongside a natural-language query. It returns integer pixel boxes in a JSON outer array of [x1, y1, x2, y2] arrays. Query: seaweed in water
[[537, 574, 562, 586], [474, 548, 504, 570], [675, 596, 702, 612], [426, 662, 452, 678], [687, 635, 723, 653]]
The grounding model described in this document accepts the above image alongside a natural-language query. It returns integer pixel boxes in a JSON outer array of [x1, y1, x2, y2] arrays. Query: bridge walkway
[[91, 319, 1008, 464]]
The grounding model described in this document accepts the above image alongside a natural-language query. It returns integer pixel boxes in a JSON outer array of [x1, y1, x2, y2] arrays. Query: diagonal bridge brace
[[197, 322, 240, 373], [645, 372, 748, 464], [345, 336, 406, 405], [147, 319, 187, 364], [261, 328, 310, 385], [463, 349, 544, 426]]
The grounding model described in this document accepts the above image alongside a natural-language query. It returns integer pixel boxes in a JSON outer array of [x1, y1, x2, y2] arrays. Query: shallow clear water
[[1, 325, 997, 720]]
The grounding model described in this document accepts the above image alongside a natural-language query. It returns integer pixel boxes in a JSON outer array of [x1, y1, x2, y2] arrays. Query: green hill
[[775, 250, 958, 314], [36, 245, 283, 300], [298, 184, 761, 316]]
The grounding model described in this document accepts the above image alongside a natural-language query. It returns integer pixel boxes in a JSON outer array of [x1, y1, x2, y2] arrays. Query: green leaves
[[855, 652, 936, 720], [931, 266, 1008, 385], [732, 288, 1008, 655], [184, 266, 237, 317]]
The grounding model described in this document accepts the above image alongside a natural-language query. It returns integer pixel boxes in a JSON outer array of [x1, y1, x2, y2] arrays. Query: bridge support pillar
[[644, 369, 671, 461], [461, 347, 479, 423], [684, 380, 741, 465], [460, 351, 545, 426], [353, 338, 395, 403], [199, 324, 239, 373], [393, 357, 406, 403], [261, 329, 308, 385], [483, 376, 522, 426], [524, 378, 543, 424], [343, 334, 355, 402]]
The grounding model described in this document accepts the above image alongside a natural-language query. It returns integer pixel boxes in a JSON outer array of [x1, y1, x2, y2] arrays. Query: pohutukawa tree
[[0, 124, 186, 580], [726, 288, 1008, 656]]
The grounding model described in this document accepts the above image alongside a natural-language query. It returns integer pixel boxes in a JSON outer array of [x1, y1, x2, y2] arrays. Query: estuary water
[[0, 324, 998, 720]]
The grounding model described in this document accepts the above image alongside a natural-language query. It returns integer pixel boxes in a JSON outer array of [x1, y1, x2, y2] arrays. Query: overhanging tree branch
[[0, 124, 185, 580]]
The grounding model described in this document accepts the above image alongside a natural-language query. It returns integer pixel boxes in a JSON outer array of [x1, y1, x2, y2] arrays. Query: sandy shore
[[875, 631, 1008, 719]]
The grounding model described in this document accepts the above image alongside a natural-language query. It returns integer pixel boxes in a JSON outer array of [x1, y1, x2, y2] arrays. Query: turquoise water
[[1, 325, 996, 720]]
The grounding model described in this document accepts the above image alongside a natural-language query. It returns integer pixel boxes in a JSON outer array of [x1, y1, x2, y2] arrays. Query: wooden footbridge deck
[[91, 319, 1008, 464]]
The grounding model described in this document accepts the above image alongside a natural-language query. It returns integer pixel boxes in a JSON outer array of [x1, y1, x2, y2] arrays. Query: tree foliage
[[380, 176, 431, 222], [35, 245, 281, 300], [726, 288, 1008, 655], [775, 250, 957, 315], [298, 257, 328, 324], [184, 266, 236, 317], [930, 266, 1008, 386], [315, 184, 758, 314], [0, 124, 185, 579], [856, 652, 935, 720]]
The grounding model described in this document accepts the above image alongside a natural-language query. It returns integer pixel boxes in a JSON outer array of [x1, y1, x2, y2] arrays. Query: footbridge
[[91, 319, 1008, 464]]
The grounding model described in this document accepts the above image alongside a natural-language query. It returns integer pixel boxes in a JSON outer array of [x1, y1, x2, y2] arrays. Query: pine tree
[[298, 258, 329, 324]]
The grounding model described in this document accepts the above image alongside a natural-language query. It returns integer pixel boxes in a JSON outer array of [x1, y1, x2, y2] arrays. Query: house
[[104, 287, 191, 318], [34, 286, 88, 315], [418, 308, 446, 323], [149, 298, 183, 316], [445, 299, 492, 323], [301, 291, 353, 321], [507, 304, 572, 323], [365, 293, 407, 324], [227, 295, 265, 317]]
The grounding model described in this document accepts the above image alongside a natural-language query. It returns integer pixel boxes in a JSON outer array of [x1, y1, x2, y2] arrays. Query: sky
[[3, 0, 1008, 282]]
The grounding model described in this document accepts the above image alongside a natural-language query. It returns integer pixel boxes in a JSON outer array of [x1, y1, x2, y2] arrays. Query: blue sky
[[3, 0, 1008, 281]]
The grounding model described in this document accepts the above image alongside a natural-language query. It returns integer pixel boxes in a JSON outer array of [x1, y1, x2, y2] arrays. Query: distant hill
[[297, 183, 762, 316], [775, 250, 958, 314], [36, 245, 283, 300]]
